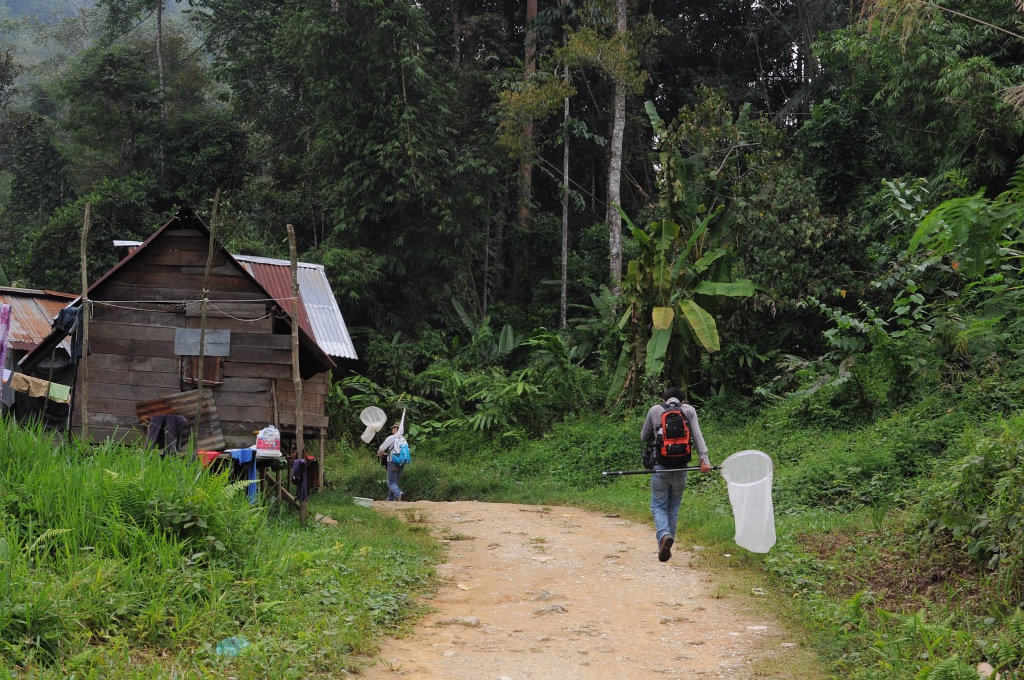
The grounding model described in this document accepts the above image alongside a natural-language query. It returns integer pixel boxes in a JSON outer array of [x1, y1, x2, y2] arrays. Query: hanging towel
[[227, 448, 258, 504], [197, 450, 222, 467], [9, 372, 49, 398], [47, 382, 71, 404]]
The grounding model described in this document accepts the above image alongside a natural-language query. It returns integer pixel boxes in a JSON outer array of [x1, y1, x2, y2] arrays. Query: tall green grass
[[0, 422, 439, 677]]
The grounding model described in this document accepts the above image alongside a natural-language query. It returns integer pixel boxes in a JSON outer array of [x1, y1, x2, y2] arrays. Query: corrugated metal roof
[[234, 256, 357, 360], [0, 287, 76, 352]]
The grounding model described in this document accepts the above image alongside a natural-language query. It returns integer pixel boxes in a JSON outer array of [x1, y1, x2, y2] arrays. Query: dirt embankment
[[358, 500, 821, 679]]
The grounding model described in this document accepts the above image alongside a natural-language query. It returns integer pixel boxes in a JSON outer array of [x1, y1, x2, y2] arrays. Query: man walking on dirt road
[[641, 387, 711, 562]]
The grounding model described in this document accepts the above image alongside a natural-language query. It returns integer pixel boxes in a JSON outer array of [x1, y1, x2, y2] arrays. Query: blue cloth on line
[[227, 448, 257, 503]]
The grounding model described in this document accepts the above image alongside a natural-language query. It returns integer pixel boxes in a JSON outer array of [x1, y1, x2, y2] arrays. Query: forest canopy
[[0, 0, 1021, 406]]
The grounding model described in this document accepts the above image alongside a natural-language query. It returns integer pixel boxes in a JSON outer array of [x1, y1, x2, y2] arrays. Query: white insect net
[[359, 406, 387, 443], [719, 450, 776, 553]]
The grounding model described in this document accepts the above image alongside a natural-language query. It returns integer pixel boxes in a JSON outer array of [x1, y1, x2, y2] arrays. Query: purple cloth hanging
[[291, 458, 310, 503], [0, 304, 10, 377]]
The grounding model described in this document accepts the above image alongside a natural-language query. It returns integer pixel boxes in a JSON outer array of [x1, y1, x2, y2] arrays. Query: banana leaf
[[451, 298, 476, 335], [652, 256, 673, 294], [607, 341, 634, 400], [498, 324, 517, 354], [654, 219, 680, 253], [679, 299, 720, 352], [645, 328, 672, 378], [645, 100, 666, 136], [693, 247, 727, 275], [652, 306, 675, 330], [693, 280, 755, 297]]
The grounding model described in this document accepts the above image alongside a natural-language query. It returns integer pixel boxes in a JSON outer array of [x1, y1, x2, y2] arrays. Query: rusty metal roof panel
[[234, 256, 357, 360], [0, 287, 76, 352]]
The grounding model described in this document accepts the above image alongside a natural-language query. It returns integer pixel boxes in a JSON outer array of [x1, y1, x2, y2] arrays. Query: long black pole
[[602, 465, 721, 477]]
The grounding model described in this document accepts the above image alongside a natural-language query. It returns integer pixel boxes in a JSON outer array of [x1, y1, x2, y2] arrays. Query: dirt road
[[359, 500, 818, 679]]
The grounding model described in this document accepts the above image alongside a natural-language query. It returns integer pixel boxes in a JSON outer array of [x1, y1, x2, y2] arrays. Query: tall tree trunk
[[483, 220, 490, 318], [519, 0, 538, 231], [795, 0, 818, 86], [156, 1, 164, 116], [79, 203, 90, 440], [606, 0, 627, 299], [560, 86, 570, 329], [452, 0, 461, 65]]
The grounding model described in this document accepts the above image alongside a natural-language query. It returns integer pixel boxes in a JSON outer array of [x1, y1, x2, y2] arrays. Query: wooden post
[[287, 224, 305, 524], [80, 203, 91, 439], [42, 346, 55, 420], [319, 428, 325, 488], [195, 190, 220, 447]]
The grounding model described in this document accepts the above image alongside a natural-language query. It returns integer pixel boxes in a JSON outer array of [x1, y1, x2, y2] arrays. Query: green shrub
[[919, 416, 1024, 596]]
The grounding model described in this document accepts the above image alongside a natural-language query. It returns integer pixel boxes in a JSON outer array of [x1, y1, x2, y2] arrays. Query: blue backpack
[[391, 435, 411, 466]]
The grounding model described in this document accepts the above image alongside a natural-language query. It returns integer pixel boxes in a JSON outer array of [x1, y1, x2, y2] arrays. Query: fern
[[919, 655, 981, 680], [992, 608, 1024, 674], [221, 479, 259, 500]]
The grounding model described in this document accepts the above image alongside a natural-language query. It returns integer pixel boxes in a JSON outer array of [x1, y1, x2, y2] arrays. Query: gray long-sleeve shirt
[[640, 398, 710, 466], [378, 433, 400, 461]]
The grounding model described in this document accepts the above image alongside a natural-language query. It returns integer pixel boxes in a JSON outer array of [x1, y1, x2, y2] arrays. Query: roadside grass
[[0, 422, 440, 678], [330, 398, 1024, 679]]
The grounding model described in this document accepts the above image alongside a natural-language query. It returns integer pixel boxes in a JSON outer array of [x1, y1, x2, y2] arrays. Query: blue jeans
[[650, 467, 688, 545], [386, 461, 405, 500]]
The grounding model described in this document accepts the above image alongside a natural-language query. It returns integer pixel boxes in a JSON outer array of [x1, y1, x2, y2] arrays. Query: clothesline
[[85, 297, 297, 305], [1, 368, 71, 404], [92, 300, 277, 322]]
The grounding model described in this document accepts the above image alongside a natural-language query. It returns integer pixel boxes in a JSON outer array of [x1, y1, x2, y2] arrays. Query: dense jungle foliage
[[4, 0, 1024, 677]]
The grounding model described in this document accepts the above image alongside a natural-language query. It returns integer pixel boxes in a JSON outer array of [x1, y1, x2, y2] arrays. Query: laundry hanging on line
[[2, 369, 72, 404]]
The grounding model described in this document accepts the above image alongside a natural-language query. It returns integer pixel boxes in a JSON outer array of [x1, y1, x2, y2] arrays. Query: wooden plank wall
[[276, 371, 329, 429], [72, 303, 185, 443], [74, 226, 331, 449]]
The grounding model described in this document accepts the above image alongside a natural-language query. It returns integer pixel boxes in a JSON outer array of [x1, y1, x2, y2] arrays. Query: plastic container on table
[[256, 425, 281, 451]]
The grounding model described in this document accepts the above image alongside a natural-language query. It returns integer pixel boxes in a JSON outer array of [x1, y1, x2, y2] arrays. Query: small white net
[[359, 407, 387, 443], [720, 450, 776, 553]]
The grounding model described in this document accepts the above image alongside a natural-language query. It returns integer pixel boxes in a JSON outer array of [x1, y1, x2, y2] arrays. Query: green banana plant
[[607, 99, 756, 402]]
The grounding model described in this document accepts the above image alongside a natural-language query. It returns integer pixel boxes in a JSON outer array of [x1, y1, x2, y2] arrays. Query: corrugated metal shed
[[234, 255, 357, 361], [0, 287, 76, 352]]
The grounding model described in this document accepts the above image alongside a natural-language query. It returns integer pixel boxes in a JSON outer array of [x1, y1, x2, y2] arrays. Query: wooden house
[[20, 208, 357, 460]]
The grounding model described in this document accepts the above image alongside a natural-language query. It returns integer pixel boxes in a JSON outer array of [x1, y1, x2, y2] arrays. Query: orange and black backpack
[[655, 403, 692, 468]]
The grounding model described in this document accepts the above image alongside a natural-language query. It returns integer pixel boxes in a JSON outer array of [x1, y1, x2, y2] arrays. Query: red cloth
[[197, 450, 221, 467]]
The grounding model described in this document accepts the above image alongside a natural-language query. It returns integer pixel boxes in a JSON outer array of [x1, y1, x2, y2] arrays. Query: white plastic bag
[[719, 450, 776, 553]]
